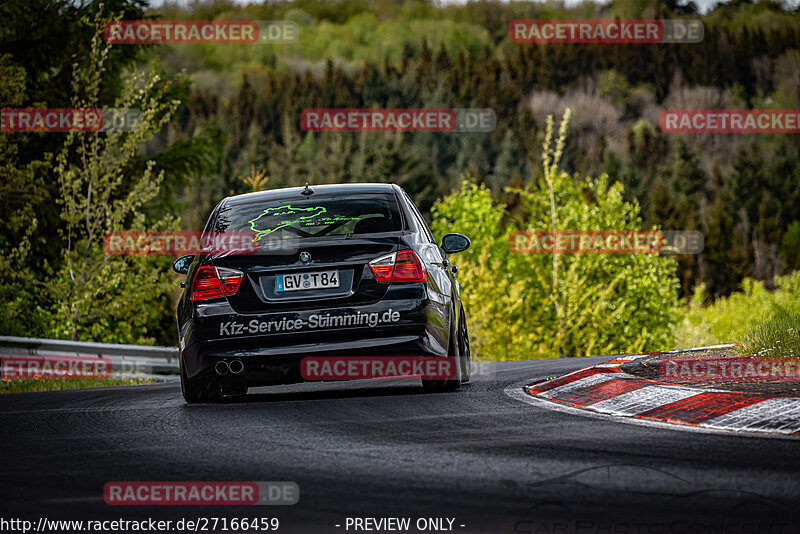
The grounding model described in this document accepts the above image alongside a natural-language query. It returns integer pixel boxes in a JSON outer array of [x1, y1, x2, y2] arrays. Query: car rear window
[[212, 194, 403, 241]]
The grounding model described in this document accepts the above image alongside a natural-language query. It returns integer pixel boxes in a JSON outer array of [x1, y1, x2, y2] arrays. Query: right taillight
[[190, 266, 243, 301], [369, 249, 426, 283]]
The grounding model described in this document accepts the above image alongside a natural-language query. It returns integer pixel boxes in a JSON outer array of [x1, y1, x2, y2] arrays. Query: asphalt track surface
[[2, 356, 800, 534]]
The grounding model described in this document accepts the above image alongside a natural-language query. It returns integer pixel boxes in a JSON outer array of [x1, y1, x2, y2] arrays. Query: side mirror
[[441, 233, 470, 254], [172, 255, 194, 275]]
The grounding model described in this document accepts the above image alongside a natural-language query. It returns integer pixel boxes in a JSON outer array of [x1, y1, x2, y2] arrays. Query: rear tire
[[180, 357, 221, 404], [458, 304, 471, 383], [421, 314, 462, 393]]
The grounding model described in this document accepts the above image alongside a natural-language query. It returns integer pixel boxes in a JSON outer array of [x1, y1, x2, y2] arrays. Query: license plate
[[276, 270, 339, 292]]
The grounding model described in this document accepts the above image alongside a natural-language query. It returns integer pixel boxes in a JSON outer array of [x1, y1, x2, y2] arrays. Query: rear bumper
[[179, 297, 449, 385]]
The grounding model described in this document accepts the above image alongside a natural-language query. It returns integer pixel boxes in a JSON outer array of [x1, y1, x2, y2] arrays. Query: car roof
[[223, 183, 400, 207]]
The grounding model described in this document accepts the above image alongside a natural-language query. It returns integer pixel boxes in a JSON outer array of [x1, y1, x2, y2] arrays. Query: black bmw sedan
[[172, 183, 471, 403]]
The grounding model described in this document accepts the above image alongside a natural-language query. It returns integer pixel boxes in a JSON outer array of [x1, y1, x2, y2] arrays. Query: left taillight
[[190, 266, 244, 301]]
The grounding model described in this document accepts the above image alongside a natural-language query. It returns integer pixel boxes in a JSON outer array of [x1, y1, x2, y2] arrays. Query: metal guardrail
[[0, 336, 179, 378]]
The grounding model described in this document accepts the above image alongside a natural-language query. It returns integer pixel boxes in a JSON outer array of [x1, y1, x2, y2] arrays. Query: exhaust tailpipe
[[229, 359, 245, 375], [214, 360, 229, 376]]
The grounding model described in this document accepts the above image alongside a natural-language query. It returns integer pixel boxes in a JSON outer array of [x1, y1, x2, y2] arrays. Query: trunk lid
[[210, 236, 403, 313]]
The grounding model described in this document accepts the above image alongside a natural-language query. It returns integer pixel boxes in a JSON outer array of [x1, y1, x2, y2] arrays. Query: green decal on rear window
[[220, 194, 402, 241], [248, 205, 327, 241]]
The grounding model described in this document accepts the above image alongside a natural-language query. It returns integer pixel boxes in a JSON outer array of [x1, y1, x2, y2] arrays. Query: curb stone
[[525, 347, 800, 436]]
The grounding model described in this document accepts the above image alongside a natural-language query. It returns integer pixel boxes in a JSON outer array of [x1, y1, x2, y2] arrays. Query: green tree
[[2, 19, 181, 343], [432, 111, 679, 360]]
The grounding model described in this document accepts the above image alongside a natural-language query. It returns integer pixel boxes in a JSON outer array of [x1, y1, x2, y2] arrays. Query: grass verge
[[739, 310, 800, 359], [0, 376, 157, 394]]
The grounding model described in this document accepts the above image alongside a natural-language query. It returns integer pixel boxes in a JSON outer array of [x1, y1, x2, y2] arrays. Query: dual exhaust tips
[[215, 359, 244, 376]]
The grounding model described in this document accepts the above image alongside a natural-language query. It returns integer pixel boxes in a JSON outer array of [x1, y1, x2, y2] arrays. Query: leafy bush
[[431, 111, 679, 360], [673, 272, 800, 350]]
